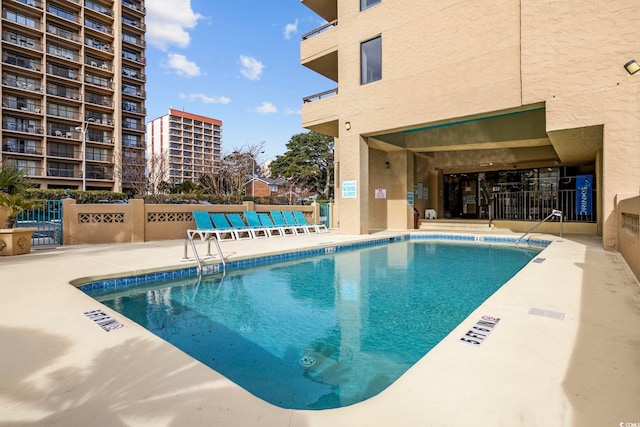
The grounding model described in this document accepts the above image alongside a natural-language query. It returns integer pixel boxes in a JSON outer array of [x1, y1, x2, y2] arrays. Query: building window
[[361, 36, 382, 84], [360, 0, 381, 11]]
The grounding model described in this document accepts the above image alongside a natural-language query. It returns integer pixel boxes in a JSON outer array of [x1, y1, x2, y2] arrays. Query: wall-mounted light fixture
[[624, 59, 640, 75], [384, 161, 390, 169], [345, 121, 351, 131]]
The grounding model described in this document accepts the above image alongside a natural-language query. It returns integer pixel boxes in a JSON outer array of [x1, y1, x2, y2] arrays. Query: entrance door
[[461, 174, 477, 218], [444, 174, 478, 219]]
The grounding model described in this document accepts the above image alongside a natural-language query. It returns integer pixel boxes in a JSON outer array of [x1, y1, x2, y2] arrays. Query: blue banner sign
[[575, 174, 593, 216]]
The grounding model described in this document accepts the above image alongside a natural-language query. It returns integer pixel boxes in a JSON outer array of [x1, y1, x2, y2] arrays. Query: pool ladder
[[516, 209, 563, 247], [184, 231, 226, 276]]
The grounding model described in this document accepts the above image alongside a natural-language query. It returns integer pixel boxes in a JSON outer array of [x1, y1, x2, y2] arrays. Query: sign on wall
[[342, 180, 357, 198], [575, 174, 593, 216], [375, 188, 386, 199]]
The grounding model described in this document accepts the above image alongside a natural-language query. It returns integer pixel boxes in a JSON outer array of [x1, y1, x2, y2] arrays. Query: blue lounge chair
[[282, 211, 310, 234], [293, 211, 328, 233], [226, 213, 264, 239], [189, 211, 229, 241], [244, 211, 276, 238], [257, 213, 287, 237], [209, 213, 242, 240], [269, 211, 298, 236]]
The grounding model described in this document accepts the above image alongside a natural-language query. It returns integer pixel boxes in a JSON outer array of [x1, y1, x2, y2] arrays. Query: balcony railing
[[301, 19, 338, 40], [303, 87, 338, 103], [47, 168, 80, 178], [3, 143, 42, 155], [491, 189, 596, 223], [2, 122, 44, 134], [2, 78, 43, 93]]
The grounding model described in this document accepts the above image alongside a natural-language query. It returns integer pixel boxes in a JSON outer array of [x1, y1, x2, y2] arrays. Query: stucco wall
[[60, 200, 319, 245], [309, 0, 639, 248], [617, 195, 640, 281], [521, 0, 640, 249]]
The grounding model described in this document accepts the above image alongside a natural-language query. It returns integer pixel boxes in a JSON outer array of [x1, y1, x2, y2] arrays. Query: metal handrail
[[516, 209, 563, 247], [184, 230, 226, 275]]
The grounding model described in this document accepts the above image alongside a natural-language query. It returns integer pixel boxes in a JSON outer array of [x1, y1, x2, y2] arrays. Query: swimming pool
[[81, 238, 543, 410]]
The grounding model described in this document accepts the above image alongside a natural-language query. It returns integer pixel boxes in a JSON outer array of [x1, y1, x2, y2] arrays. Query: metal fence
[[319, 203, 331, 228], [16, 199, 63, 247], [492, 189, 596, 222]]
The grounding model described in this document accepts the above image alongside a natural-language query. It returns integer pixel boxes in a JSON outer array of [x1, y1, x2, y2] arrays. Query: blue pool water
[[83, 240, 541, 410]]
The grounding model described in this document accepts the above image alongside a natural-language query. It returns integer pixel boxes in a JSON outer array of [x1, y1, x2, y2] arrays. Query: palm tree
[[0, 164, 41, 229]]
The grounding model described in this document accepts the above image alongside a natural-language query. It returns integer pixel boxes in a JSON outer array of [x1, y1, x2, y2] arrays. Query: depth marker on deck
[[84, 309, 125, 332], [459, 315, 500, 347]]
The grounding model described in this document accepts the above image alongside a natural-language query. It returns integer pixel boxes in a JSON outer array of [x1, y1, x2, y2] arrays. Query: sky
[[144, 0, 332, 163]]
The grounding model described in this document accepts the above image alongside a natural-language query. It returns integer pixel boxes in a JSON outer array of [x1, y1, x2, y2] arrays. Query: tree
[[198, 142, 265, 203], [0, 163, 41, 228], [269, 131, 334, 200]]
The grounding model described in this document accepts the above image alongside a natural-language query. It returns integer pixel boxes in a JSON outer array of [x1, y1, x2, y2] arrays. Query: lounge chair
[[188, 211, 231, 241], [209, 213, 251, 240], [293, 210, 328, 233], [244, 211, 277, 238], [282, 211, 310, 234], [226, 213, 265, 239], [209, 213, 243, 240], [269, 211, 299, 236], [257, 213, 288, 237]]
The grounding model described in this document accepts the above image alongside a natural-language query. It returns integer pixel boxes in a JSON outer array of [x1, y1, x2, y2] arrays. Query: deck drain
[[528, 308, 565, 320], [299, 355, 317, 367], [240, 325, 253, 333]]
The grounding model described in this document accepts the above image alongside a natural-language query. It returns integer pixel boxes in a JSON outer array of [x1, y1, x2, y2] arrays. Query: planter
[[0, 227, 37, 256]]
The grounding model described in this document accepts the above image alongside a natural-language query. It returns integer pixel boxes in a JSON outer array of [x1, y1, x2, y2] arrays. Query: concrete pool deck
[[1, 231, 639, 426]]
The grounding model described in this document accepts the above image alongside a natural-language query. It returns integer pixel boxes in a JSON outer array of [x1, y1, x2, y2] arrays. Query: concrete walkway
[[1, 231, 639, 426]]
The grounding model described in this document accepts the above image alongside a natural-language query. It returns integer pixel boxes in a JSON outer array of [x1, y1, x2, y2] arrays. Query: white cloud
[[239, 55, 264, 80], [146, 0, 203, 51], [254, 102, 277, 114], [179, 93, 231, 104], [283, 106, 301, 115], [284, 19, 298, 40], [166, 53, 201, 77]]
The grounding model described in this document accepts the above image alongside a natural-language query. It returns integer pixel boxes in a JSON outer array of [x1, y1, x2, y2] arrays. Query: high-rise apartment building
[[1, 0, 146, 193], [146, 108, 222, 185], [300, 0, 640, 249]]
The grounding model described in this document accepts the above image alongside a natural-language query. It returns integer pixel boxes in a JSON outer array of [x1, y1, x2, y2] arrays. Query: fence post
[[130, 199, 145, 242], [61, 198, 76, 245]]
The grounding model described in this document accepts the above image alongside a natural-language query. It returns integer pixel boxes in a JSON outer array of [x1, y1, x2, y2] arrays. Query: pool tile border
[[78, 234, 550, 294]]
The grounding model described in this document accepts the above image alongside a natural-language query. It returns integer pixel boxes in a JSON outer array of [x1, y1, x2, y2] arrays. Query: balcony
[[301, 0, 337, 22], [301, 88, 339, 137], [48, 129, 78, 139], [47, 24, 81, 43], [12, 0, 44, 10], [2, 121, 44, 135], [300, 25, 338, 82], [2, 99, 42, 114], [2, 32, 42, 52], [3, 53, 41, 73], [122, 0, 145, 15], [3, 143, 42, 155], [46, 167, 81, 178]]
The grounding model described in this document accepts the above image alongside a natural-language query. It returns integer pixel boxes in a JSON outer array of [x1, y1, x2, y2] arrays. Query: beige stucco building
[[300, 0, 640, 250], [146, 108, 222, 185]]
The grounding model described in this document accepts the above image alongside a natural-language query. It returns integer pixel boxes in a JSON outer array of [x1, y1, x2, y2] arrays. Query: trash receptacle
[[413, 208, 420, 229]]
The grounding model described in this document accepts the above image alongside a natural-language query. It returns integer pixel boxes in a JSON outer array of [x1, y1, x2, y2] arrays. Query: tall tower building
[[146, 108, 222, 186], [1, 0, 147, 194]]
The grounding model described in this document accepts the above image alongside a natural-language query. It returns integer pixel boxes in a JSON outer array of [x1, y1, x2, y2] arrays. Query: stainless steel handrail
[[184, 230, 226, 275], [516, 209, 563, 247]]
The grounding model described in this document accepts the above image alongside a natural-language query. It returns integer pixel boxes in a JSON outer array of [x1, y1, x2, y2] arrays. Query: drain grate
[[528, 308, 565, 320], [299, 355, 317, 367]]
